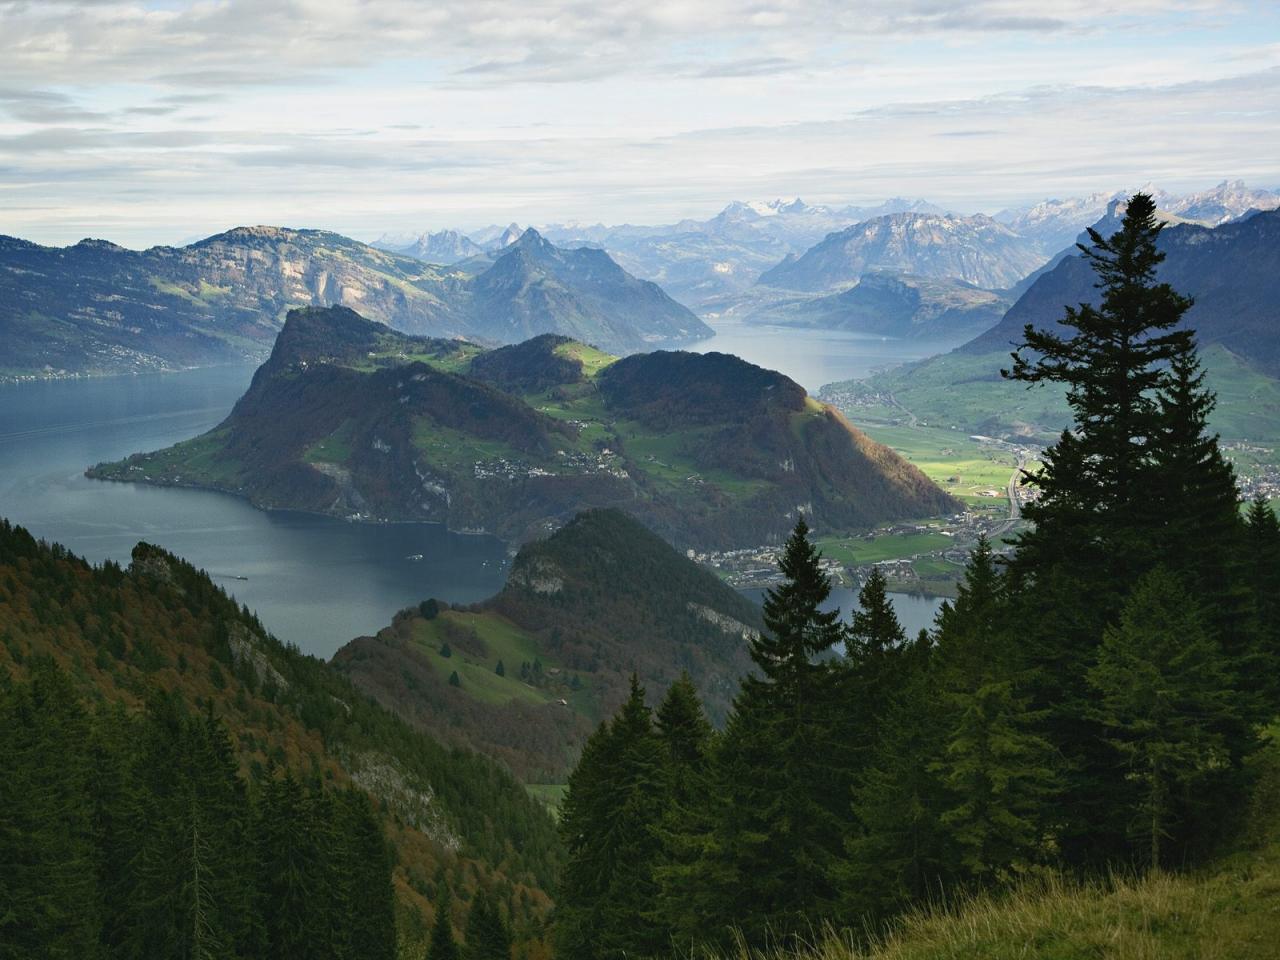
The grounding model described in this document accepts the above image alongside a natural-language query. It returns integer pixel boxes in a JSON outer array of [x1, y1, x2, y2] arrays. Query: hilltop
[[88, 305, 958, 550], [0, 225, 708, 378], [333, 509, 764, 783], [0, 518, 561, 950]]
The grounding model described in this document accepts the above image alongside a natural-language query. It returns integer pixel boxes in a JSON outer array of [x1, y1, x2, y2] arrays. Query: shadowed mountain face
[[758, 212, 1045, 293], [0, 225, 708, 378], [821, 208, 1280, 442], [963, 209, 1280, 373], [333, 508, 765, 782], [88, 305, 958, 551]]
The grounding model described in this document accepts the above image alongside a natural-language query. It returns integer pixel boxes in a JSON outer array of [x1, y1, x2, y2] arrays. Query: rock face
[[0, 225, 708, 377], [88, 305, 959, 551], [758, 212, 1045, 293]]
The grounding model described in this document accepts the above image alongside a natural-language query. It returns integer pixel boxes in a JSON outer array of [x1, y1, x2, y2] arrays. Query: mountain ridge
[[0, 225, 708, 378]]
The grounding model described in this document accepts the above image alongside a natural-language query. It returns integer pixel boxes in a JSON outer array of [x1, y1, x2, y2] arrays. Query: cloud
[[0, 0, 1239, 88], [693, 57, 802, 79], [0, 0, 1273, 247]]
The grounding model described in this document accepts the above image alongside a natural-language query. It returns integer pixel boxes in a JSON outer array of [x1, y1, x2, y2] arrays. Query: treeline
[[0, 665, 395, 959], [554, 194, 1280, 956]]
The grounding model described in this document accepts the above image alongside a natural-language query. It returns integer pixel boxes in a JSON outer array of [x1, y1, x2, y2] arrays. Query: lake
[[688, 318, 952, 393], [0, 322, 942, 659], [0, 365, 510, 658]]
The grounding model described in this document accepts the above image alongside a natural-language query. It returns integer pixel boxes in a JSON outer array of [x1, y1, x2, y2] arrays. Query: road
[[989, 449, 1029, 540]]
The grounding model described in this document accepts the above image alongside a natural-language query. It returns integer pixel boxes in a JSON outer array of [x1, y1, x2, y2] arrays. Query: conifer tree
[[1087, 568, 1238, 870], [652, 673, 717, 945], [841, 629, 948, 925], [931, 539, 1055, 886], [556, 677, 665, 960], [698, 517, 848, 944], [1002, 194, 1215, 863], [428, 892, 460, 960], [843, 568, 908, 775], [336, 788, 397, 960], [463, 889, 512, 960], [1244, 497, 1280, 707], [0, 664, 102, 960]]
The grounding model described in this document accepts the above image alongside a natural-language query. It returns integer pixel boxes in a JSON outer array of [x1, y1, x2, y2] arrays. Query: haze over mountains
[[380, 180, 1278, 308]]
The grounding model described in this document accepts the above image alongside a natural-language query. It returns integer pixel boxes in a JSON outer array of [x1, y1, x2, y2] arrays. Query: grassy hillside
[[0, 518, 561, 951], [332, 509, 764, 785], [90, 306, 959, 550]]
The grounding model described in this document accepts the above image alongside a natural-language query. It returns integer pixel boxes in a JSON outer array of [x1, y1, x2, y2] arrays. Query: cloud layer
[[0, 0, 1276, 245]]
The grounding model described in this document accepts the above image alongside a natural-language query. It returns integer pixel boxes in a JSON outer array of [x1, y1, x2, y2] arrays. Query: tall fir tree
[[463, 889, 511, 960], [931, 539, 1055, 886], [428, 891, 460, 960], [843, 568, 909, 779], [556, 676, 666, 960], [1087, 568, 1238, 869], [651, 673, 717, 946], [1002, 193, 1222, 864], [1245, 497, 1280, 708], [697, 517, 849, 945], [840, 629, 949, 926], [0, 663, 102, 960]]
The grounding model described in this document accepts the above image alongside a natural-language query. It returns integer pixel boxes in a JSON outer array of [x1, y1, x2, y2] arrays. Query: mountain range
[[757, 212, 1045, 293], [996, 180, 1280, 256], [0, 225, 708, 379], [744, 272, 1011, 342], [87, 304, 958, 550], [333, 508, 763, 783], [821, 207, 1280, 441]]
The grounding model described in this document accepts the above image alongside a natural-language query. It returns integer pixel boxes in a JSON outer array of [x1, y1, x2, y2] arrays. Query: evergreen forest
[[555, 196, 1280, 956]]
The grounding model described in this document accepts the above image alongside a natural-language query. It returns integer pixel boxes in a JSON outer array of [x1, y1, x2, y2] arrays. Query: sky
[[1, 0, 1279, 248]]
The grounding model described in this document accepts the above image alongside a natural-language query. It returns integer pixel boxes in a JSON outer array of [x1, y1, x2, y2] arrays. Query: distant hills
[[821, 208, 1280, 441], [0, 225, 708, 378], [746, 272, 1010, 342], [757, 212, 1046, 293], [373, 228, 484, 264], [333, 508, 763, 783], [88, 305, 958, 550]]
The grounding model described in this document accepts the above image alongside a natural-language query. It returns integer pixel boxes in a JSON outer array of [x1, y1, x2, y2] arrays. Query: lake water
[[0, 323, 942, 659], [688, 318, 950, 393], [0, 365, 509, 658]]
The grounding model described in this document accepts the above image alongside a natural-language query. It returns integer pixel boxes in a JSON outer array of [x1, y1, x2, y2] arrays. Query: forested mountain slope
[[0, 519, 561, 952]]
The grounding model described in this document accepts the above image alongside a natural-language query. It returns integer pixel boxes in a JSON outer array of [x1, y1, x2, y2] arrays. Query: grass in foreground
[[721, 731, 1280, 960], [725, 854, 1280, 960]]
